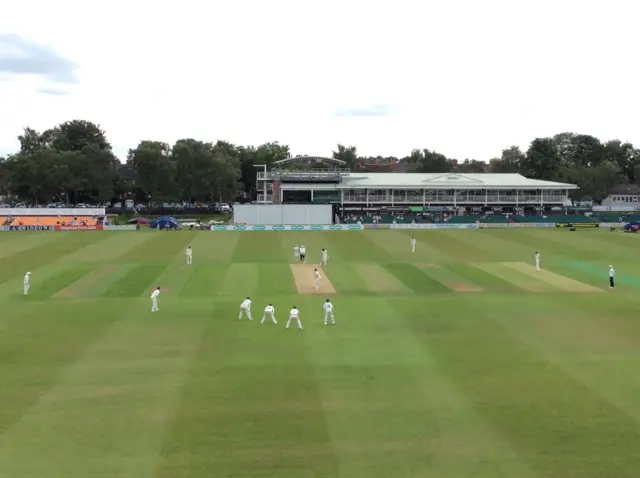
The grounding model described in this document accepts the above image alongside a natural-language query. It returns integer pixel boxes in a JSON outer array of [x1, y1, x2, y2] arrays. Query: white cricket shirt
[[151, 289, 160, 299], [264, 305, 274, 314], [323, 302, 333, 312], [289, 308, 299, 316]]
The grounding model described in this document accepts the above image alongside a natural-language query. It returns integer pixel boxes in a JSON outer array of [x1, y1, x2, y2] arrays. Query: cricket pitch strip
[[290, 264, 337, 294]]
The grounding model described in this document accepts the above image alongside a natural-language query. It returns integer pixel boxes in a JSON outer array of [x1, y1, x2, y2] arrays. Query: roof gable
[[421, 173, 484, 184]]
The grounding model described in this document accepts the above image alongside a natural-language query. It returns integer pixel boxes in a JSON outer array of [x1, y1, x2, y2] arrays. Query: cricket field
[[1, 228, 640, 477]]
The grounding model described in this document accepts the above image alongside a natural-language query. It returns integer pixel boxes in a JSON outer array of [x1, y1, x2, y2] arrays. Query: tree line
[[0, 120, 637, 204]]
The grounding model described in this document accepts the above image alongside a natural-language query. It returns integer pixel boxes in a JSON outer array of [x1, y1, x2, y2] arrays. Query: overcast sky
[[0, 0, 637, 162]]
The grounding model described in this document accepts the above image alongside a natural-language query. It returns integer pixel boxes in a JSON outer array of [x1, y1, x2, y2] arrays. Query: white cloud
[[0, 0, 638, 162]]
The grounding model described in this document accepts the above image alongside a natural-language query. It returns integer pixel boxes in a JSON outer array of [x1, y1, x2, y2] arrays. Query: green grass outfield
[[2, 228, 640, 477]]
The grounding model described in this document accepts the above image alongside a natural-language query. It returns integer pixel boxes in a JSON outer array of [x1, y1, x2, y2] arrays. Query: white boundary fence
[[0, 208, 105, 216], [233, 204, 332, 225]]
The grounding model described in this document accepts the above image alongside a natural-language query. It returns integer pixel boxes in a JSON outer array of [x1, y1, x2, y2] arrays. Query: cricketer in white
[[286, 306, 303, 329], [323, 299, 335, 325], [321, 248, 328, 266], [239, 297, 252, 320], [23, 272, 31, 295], [151, 287, 160, 312], [261, 304, 277, 324]]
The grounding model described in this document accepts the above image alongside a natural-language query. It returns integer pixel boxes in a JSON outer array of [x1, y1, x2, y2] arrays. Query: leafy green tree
[[127, 141, 176, 202], [332, 144, 358, 168], [489, 146, 524, 173], [409, 149, 452, 173], [603, 140, 638, 183], [457, 159, 486, 173], [522, 138, 562, 180]]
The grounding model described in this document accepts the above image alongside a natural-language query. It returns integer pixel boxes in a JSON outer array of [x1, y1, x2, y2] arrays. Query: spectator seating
[[512, 214, 596, 223], [595, 213, 640, 222], [6, 216, 100, 227]]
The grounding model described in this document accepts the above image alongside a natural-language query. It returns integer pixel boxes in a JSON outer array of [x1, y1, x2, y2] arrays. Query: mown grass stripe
[[353, 263, 414, 294], [179, 264, 227, 298], [418, 263, 483, 292], [472, 262, 553, 292], [317, 264, 371, 295], [103, 264, 168, 297], [382, 263, 450, 293], [446, 262, 521, 293], [565, 261, 640, 289], [502, 262, 602, 293], [52, 265, 120, 299], [28, 264, 97, 300], [259, 263, 297, 295], [217, 264, 259, 296]]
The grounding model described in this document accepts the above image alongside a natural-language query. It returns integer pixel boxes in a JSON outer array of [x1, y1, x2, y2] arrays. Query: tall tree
[[552, 133, 604, 167], [202, 149, 241, 202], [127, 141, 176, 202], [410, 149, 453, 173], [457, 159, 486, 173], [603, 140, 638, 183], [521, 138, 562, 180], [17, 127, 57, 155], [332, 144, 358, 168], [489, 146, 524, 173], [52, 120, 111, 152]]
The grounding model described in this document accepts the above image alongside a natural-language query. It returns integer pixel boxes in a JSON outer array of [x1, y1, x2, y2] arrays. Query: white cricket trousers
[[324, 312, 335, 325], [187, 255, 192, 264], [239, 307, 252, 320], [24, 284, 30, 295], [314, 278, 320, 290], [321, 257, 327, 266], [286, 315, 303, 329], [151, 297, 159, 312], [261, 312, 277, 324], [412, 244, 415, 252], [536, 260, 540, 271]]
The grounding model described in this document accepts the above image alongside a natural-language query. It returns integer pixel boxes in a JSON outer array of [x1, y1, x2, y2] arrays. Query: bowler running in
[[239, 297, 253, 320], [151, 286, 160, 312], [261, 304, 277, 324], [294, 244, 300, 259], [535, 251, 541, 271], [411, 237, 416, 252], [286, 306, 303, 329], [186, 246, 193, 265], [23, 272, 31, 295], [321, 248, 328, 266], [323, 298, 336, 325], [314, 268, 321, 290]]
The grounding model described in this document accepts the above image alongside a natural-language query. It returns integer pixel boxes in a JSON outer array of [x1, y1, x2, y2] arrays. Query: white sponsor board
[[104, 225, 137, 231], [211, 224, 362, 231], [391, 222, 556, 230], [593, 206, 640, 212], [479, 222, 556, 229], [210, 222, 560, 231], [390, 223, 478, 229], [0, 208, 105, 216], [599, 222, 627, 228]]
